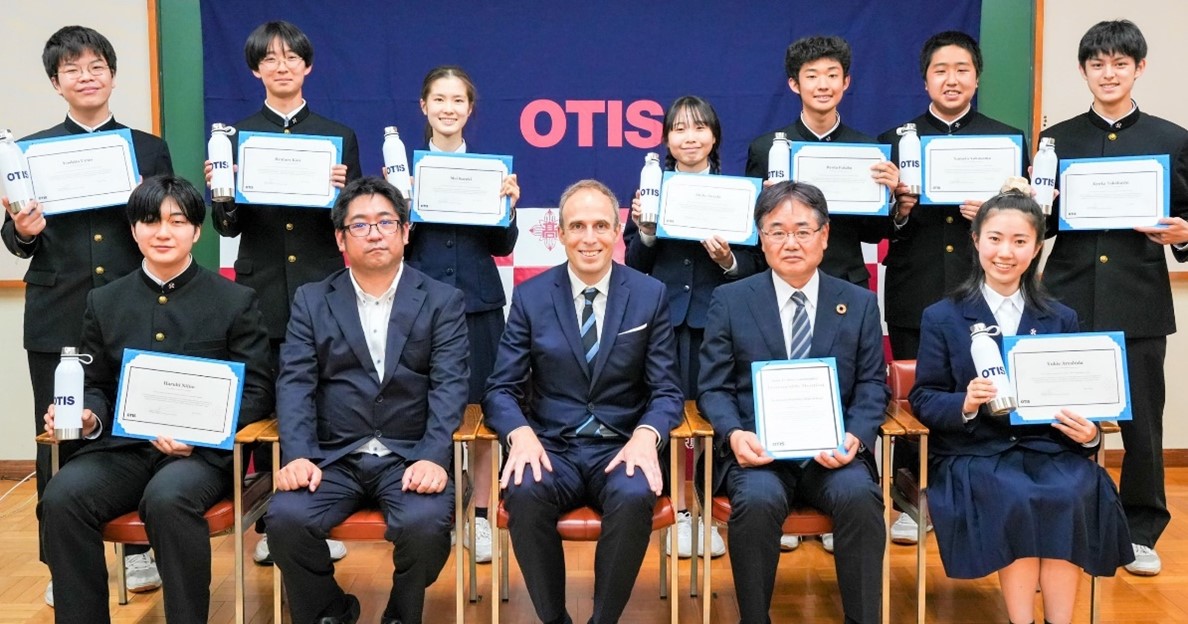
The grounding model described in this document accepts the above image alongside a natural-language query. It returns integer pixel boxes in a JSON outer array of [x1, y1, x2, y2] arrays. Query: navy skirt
[[930, 445, 1133, 578], [466, 308, 505, 404]]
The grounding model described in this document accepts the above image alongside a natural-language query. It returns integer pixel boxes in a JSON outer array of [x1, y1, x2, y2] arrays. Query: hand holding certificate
[[1057, 155, 1169, 230], [790, 142, 891, 216], [113, 350, 246, 450], [655, 172, 760, 245], [752, 358, 846, 459], [235, 131, 342, 208], [19, 129, 139, 216], [411, 151, 513, 226], [920, 135, 1023, 205], [1002, 332, 1131, 425]]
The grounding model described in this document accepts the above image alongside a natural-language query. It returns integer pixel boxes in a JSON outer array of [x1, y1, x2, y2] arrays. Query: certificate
[[790, 142, 891, 215], [1057, 155, 1169, 230], [1002, 332, 1131, 425], [655, 172, 760, 245], [19, 129, 140, 216], [920, 135, 1023, 204], [752, 358, 846, 460], [113, 349, 246, 450], [235, 131, 342, 208], [411, 151, 513, 226]]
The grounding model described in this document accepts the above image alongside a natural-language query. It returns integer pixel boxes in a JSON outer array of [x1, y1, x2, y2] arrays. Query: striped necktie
[[581, 287, 599, 370], [788, 291, 812, 359]]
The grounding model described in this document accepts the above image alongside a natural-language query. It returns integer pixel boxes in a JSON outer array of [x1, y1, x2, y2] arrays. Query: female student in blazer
[[403, 65, 519, 563], [624, 95, 762, 558], [908, 188, 1132, 624]]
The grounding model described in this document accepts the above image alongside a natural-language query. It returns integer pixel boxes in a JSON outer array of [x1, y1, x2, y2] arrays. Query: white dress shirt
[[772, 269, 820, 358], [982, 283, 1024, 337], [349, 264, 402, 456]]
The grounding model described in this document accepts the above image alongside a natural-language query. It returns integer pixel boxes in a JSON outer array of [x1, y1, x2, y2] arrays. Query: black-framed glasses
[[344, 219, 402, 238], [760, 225, 824, 244]]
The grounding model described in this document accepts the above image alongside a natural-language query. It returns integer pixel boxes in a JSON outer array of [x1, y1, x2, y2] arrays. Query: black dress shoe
[[317, 593, 360, 624]]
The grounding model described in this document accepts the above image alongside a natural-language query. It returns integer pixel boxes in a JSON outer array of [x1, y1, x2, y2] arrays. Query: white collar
[[68, 112, 113, 132], [568, 264, 613, 300], [1091, 99, 1138, 125], [772, 269, 821, 311], [142, 256, 192, 286], [348, 263, 402, 302], [429, 138, 467, 154], [981, 282, 1023, 315], [265, 99, 307, 124], [800, 111, 842, 140]]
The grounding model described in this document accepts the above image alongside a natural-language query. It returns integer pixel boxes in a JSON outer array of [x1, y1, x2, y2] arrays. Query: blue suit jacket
[[908, 294, 1097, 458], [482, 262, 683, 447], [698, 270, 889, 488], [277, 266, 469, 469]]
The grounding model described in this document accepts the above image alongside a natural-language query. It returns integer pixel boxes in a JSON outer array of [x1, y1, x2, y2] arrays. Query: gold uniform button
[[1108, 133, 1117, 141], [285, 223, 294, 231], [945, 245, 954, 253], [94, 266, 105, 275], [158, 295, 168, 304], [222, 219, 230, 226], [154, 332, 165, 342], [284, 129, 291, 134], [287, 255, 297, 263], [945, 216, 954, 224], [93, 234, 103, 242], [1099, 255, 1109, 264]]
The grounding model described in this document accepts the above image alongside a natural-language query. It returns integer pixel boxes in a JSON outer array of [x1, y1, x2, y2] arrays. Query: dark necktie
[[788, 291, 812, 359], [581, 287, 599, 370]]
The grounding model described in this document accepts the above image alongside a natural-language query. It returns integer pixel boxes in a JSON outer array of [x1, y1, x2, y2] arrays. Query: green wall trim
[[979, 0, 1036, 145]]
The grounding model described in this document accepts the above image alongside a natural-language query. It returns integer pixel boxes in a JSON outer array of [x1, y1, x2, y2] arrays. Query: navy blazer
[[482, 262, 683, 447], [277, 266, 469, 470], [698, 270, 889, 488], [908, 294, 1097, 458]]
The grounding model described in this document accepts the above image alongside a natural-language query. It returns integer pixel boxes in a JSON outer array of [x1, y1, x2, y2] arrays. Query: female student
[[908, 188, 1132, 624], [404, 65, 519, 564], [624, 95, 762, 558]]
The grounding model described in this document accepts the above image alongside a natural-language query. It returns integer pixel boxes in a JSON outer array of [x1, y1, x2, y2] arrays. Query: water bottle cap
[[384, 126, 400, 136], [210, 123, 235, 136], [645, 152, 659, 163], [969, 322, 1001, 337], [897, 123, 917, 136], [774, 132, 787, 140], [1040, 137, 1055, 149], [0, 129, 14, 142], [61, 346, 78, 355]]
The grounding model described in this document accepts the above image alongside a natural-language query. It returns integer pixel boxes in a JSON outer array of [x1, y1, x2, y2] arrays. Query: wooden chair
[[1091, 419, 1121, 624], [684, 399, 919, 624], [269, 403, 485, 624], [887, 359, 929, 623], [36, 417, 276, 624], [484, 418, 683, 624]]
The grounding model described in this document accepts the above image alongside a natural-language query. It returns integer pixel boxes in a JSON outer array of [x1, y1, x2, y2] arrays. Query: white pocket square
[[618, 323, 648, 336]]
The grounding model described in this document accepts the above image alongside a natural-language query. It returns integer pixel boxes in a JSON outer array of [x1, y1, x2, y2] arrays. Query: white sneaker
[[125, 552, 162, 593], [326, 539, 348, 561], [890, 513, 931, 545], [667, 511, 727, 558], [45, 580, 53, 608], [254, 535, 346, 565], [779, 534, 800, 551], [1124, 543, 1162, 576], [821, 533, 834, 554], [464, 517, 493, 563]]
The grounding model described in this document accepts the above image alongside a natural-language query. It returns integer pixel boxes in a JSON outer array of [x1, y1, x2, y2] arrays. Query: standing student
[[207, 19, 360, 564], [404, 65, 521, 564], [624, 95, 760, 558], [1041, 19, 1188, 576], [909, 189, 1132, 624], [876, 31, 1029, 543], [1, 25, 172, 602]]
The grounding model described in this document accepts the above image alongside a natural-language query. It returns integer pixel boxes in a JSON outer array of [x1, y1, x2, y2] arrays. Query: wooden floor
[[1, 466, 1185, 623]]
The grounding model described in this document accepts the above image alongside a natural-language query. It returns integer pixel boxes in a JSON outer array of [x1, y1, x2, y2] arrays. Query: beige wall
[[0, 3, 152, 461]]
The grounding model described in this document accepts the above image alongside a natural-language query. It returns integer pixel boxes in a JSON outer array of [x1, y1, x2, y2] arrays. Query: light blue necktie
[[788, 291, 812, 359], [580, 287, 599, 370]]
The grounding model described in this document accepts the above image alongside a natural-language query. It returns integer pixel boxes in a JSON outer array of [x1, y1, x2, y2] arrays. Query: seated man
[[483, 179, 683, 624], [265, 176, 469, 624], [698, 181, 889, 624], [39, 174, 274, 624]]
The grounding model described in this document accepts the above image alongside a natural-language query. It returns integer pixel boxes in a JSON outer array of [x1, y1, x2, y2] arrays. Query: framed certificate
[[1057, 155, 1169, 230], [655, 172, 760, 245], [113, 349, 246, 450], [752, 358, 846, 460], [411, 151, 513, 226], [19, 129, 140, 216], [920, 134, 1023, 204], [234, 131, 342, 208], [790, 142, 891, 216], [1002, 331, 1131, 425]]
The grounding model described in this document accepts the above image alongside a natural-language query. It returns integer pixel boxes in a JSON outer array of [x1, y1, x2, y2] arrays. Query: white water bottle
[[638, 152, 662, 226], [0, 129, 36, 215], [896, 123, 922, 194], [1031, 137, 1058, 215], [969, 323, 1017, 417], [767, 132, 791, 182], [53, 347, 93, 440], [382, 126, 412, 200], [207, 123, 236, 202]]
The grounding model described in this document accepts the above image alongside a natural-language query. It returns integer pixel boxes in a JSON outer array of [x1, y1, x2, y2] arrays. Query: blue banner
[[201, 1, 981, 206]]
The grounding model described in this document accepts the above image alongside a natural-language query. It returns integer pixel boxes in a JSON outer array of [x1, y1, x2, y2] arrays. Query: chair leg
[[272, 442, 284, 622], [881, 434, 892, 624], [1090, 574, 1099, 624], [114, 542, 128, 605], [234, 443, 246, 624], [702, 439, 713, 624], [659, 529, 668, 599], [454, 441, 466, 624], [500, 528, 510, 601], [491, 440, 502, 624]]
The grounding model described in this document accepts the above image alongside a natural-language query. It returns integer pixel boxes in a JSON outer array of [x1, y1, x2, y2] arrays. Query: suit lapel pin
[[1029, 328, 1037, 335], [835, 303, 847, 315]]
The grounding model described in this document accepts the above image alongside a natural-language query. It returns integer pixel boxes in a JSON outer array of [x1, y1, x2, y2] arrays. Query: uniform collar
[[1088, 101, 1140, 132], [63, 114, 118, 134], [795, 112, 843, 142], [925, 104, 975, 133], [260, 101, 311, 130], [139, 257, 199, 293]]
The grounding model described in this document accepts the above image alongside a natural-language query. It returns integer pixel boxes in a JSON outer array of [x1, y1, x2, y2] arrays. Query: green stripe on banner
[[980, 0, 1036, 144]]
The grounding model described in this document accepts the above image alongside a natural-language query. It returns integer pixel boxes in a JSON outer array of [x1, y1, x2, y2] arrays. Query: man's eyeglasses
[[258, 55, 306, 70], [344, 220, 402, 238], [760, 225, 824, 244], [57, 63, 110, 80]]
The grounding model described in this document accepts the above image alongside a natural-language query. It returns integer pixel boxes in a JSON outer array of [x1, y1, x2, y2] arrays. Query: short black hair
[[126, 175, 206, 226], [754, 181, 829, 229], [330, 177, 409, 229], [919, 31, 983, 79], [42, 26, 117, 80], [785, 35, 852, 80], [662, 95, 723, 174], [1078, 20, 1148, 66], [244, 21, 313, 70]]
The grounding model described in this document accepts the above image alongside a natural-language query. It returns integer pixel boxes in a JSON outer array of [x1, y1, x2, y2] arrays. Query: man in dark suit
[[265, 177, 469, 624], [698, 181, 889, 624], [483, 179, 683, 624], [1, 26, 173, 593], [39, 175, 274, 624]]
